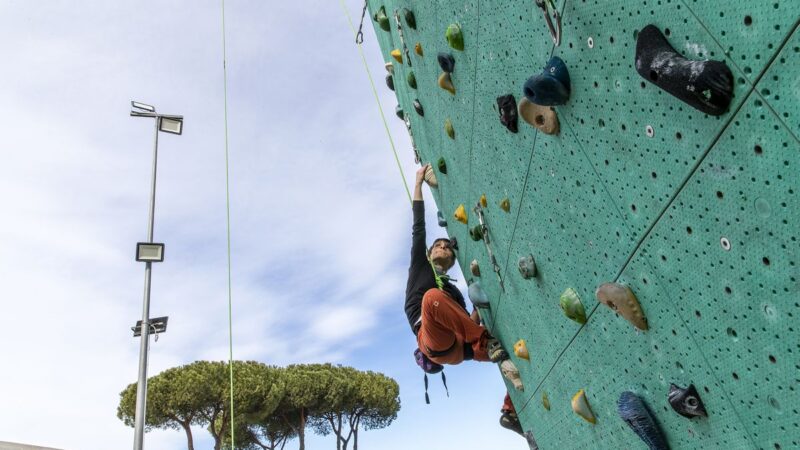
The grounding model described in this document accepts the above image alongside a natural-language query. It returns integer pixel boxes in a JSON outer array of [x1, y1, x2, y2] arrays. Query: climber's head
[[428, 238, 455, 271]]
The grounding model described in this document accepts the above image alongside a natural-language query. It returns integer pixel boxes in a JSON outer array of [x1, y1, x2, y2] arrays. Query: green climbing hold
[[560, 288, 587, 324], [437, 157, 447, 174], [499, 197, 511, 212], [445, 23, 464, 51], [469, 224, 483, 241], [444, 118, 455, 139], [542, 392, 551, 411], [403, 8, 416, 29], [407, 71, 417, 89], [374, 6, 390, 31]]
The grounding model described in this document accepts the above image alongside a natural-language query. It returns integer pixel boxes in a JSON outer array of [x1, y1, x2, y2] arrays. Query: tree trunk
[[298, 408, 306, 450], [181, 421, 195, 450]]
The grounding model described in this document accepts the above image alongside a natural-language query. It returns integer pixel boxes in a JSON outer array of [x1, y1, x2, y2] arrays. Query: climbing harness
[[393, 10, 413, 67], [535, 0, 562, 46], [473, 203, 505, 293], [355, 0, 368, 44]]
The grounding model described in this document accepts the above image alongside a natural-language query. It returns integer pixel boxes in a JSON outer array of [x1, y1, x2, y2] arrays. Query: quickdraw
[[393, 10, 413, 67], [535, 0, 562, 46], [473, 203, 505, 293], [355, 0, 368, 44], [404, 116, 421, 163]]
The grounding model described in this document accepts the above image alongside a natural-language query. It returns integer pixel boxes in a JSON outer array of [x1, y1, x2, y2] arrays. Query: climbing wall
[[368, 1, 799, 449]]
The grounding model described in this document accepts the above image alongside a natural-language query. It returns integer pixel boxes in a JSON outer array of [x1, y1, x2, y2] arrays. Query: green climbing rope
[[221, 0, 235, 448], [340, 1, 449, 291]]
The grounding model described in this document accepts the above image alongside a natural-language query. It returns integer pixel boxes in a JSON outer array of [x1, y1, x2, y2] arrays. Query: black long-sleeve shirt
[[404, 200, 467, 334]]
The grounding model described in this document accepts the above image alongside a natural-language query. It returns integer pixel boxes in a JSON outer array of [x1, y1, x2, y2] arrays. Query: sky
[[0, 1, 525, 449]]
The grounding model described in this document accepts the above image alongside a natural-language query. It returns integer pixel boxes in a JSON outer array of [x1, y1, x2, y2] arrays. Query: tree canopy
[[117, 361, 400, 450]]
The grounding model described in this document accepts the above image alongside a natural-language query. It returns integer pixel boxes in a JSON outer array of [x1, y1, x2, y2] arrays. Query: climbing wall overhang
[[368, 1, 800, 448]]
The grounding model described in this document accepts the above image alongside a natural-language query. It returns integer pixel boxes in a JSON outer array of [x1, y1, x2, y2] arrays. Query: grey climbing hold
[[518, 254, 537, 279], [668, 384, 708, 419], [395, 105, 404, 119], [413, 99, 424, 116], [385, 74, 394, 91], [467, 279, 490, 308], [525, 431, 539, 450]]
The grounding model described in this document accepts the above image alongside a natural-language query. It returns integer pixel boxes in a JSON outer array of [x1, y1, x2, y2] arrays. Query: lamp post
[[130, 101, 183, 450]]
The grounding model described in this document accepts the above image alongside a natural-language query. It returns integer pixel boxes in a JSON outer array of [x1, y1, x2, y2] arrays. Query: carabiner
[[535, 0, 562, 46]]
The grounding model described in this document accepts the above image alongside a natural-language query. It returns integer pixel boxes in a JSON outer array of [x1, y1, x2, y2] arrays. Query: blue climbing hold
[[523, 56, 571, 106], [437, 211, 447, 227], [437, 52, 456, 73], [618, 391, 670, 450]]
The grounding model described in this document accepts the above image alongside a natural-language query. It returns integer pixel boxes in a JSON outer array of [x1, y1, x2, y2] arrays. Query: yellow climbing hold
[[438, 72, 456, 95], [499, 197, 510, 212], [415, 42, 423, 56], [454, 204, 467, 224], [391, 49, 403, 64], [513, 339, 529, 360], [572, 389, 597, 424], [542, 392, 551, 410], [480, 194, 487, 207]]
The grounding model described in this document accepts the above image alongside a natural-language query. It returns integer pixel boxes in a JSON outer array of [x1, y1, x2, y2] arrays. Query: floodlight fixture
[[136, 242, 165, 262], [131, 101, 155, 112], [158, 115, 183, 135], [132, 316, 169, 337]]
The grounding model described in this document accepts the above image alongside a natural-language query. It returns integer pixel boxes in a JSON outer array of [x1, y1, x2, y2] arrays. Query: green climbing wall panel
[[369, 1, 799, 448]]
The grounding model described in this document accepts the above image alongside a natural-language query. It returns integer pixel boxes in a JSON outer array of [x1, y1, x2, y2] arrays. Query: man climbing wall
[[404, 163, 524, 437]]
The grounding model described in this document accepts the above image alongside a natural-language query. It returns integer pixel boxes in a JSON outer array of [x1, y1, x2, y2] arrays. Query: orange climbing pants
[[417, 288, 490, 364]]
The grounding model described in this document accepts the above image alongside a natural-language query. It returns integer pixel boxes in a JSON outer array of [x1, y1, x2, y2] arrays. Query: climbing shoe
[[487, 337, 509, 362], [499, 411, 524, 436]]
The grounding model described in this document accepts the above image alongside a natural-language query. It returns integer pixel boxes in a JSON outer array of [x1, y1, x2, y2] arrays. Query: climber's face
[[429, 239, 455, 270]]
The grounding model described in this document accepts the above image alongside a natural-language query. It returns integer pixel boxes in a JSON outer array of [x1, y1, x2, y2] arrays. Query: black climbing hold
[[437, 157, 447, 174], [437, 52, 456, 73], [469, 225, 483, 241], [635, 25, 733, 116], [374, 6, 390, 32], [437, 211, 447, 227], [407, 71, 417, 89], [413, 99, 424, 116], [524, 430, 539, 450], [385, 74, 394, 91], [496, 94, 519, 133], [449, 236, 458, 251], [523, 56, 571, 106], [403, 8, 416, 29], [618, 391, 670, 450], [668, 384, 708, 419], [395, 105, 404, 120]]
